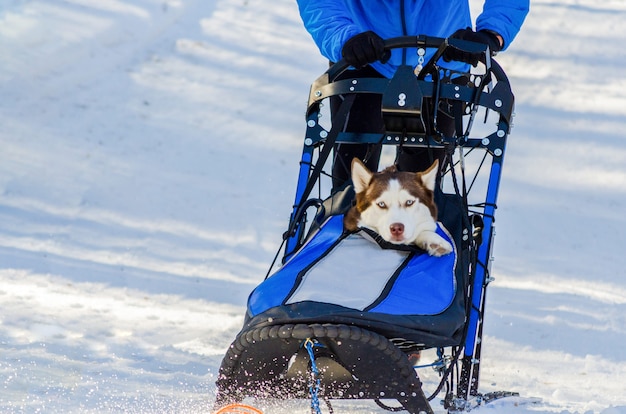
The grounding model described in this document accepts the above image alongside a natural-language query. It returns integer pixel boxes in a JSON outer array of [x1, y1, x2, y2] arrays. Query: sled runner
[[215, 35, 516, 413]]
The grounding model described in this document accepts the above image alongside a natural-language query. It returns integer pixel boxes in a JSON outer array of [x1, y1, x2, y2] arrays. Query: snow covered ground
[[1, 0, 625, 412]]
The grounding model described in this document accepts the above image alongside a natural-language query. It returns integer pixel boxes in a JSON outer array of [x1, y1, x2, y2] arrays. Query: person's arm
[[476, 0, 530, 50], [296, 0, 361, 62]]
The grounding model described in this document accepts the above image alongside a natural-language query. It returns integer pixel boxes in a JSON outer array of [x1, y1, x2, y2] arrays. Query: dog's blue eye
[[406, 199, 415, 206], [377, 201, 386, 208]]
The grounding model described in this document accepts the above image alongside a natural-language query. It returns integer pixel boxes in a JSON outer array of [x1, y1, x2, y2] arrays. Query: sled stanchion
[[285, 146, 313, 256], [460, 157, 503, 399], [284, 94, 356, 261]]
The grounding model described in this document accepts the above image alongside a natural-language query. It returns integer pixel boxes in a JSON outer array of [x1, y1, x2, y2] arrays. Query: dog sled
[[214, 35, 517, 413]]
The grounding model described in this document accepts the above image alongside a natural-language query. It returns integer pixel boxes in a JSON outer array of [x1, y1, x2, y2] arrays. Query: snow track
[[1, 0, 625, 412]]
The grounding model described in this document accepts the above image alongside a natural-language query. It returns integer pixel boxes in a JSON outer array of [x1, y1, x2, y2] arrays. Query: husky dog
[[344, 158, 452, 257]]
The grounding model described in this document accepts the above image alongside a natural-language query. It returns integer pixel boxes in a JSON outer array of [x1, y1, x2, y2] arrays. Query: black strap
[[295, 94, 356, 210], [359, 227, 425, 253]]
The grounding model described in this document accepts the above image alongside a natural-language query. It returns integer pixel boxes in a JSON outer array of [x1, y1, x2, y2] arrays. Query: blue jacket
[[297, 0, 529, 78]]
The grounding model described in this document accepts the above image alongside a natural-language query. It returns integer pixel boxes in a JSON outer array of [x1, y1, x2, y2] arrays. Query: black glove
[[444, 28, 502, 66], [341, 31, 391, 68]]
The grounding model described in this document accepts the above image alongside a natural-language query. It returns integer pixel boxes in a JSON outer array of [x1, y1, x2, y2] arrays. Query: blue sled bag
[[243, 190, 471, 348]]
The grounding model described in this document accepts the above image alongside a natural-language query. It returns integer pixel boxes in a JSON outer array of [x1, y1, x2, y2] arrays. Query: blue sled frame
[[216, 35, 516, 413]]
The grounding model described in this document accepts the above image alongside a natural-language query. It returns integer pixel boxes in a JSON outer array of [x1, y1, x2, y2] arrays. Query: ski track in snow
[[1, 0, 625, 413]]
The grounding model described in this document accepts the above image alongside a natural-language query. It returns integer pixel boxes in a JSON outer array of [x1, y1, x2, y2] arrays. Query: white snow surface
[[1, 0, 626, 413]]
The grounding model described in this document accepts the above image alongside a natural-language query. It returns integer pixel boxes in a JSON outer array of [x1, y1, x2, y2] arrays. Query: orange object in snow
[[213, 403, 263, 414]]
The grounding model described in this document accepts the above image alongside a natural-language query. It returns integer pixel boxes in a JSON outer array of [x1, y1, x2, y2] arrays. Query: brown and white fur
[[344, 158, 452, 256]]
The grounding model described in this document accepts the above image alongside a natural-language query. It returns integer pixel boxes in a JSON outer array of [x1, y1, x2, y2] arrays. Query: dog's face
[[346, 159, 439, 245]]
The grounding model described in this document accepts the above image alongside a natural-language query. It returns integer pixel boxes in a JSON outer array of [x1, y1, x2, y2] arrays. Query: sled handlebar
[[308, 35, 512, 120], [327, 35, 507, 83]]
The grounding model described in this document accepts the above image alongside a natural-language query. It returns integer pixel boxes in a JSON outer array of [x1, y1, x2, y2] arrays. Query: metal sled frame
[[216, 36, 515, 413], [285, 36, 513, 408]]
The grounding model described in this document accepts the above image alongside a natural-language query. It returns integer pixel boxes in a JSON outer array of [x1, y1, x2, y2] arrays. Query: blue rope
[[414, 348, 449, 371], [304, 339, 323, 414], [414, 359, 446, 370]]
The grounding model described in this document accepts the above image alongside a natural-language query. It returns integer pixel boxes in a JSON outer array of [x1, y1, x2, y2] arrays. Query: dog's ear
[[351, 158, 373, 194], [417, 159, 439, 191]]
